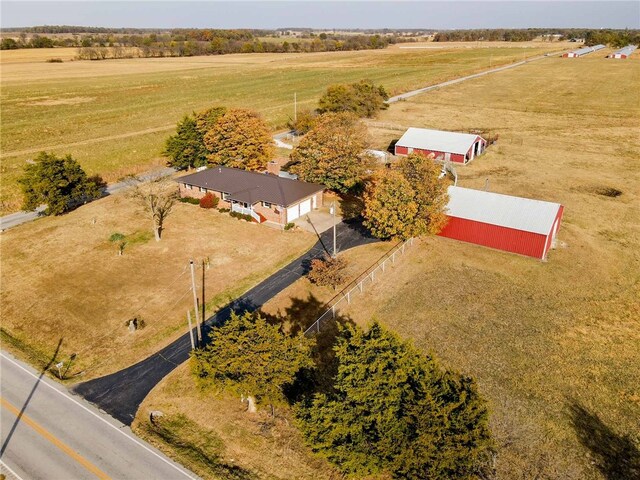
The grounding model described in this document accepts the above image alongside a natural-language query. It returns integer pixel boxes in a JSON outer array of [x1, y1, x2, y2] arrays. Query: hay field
[[0, 42, 567, 214], [0, 190, 316, 378], [139, 54, 639, 479]]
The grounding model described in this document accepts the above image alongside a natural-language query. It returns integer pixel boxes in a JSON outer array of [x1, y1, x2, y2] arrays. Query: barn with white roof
[[395, 127, 486, 164], [438, 186, 564, 260], [607, 45, 637, 59]]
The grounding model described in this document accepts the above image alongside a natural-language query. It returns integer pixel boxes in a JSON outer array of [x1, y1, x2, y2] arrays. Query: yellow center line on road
[[0, 396, 112, 480]]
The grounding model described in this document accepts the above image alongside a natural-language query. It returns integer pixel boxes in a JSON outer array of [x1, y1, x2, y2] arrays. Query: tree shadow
[[337, 194, 364, 221], [386, 139, 398, 154], [259, 293, 355, 402], [568, 401, 640, 480], [1, 338, 63, 456]]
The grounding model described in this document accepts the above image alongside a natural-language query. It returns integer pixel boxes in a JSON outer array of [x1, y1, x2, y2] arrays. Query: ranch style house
[[177, 166, 324, 226]]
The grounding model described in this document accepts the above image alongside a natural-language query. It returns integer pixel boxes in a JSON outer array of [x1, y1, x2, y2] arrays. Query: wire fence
[[304, 237, 414, 336]]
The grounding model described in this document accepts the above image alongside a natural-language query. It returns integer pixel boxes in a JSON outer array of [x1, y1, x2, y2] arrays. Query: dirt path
[[0, 124, 175, 159]]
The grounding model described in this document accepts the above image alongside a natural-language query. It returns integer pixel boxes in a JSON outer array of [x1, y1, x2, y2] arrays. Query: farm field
[[0, 188, 316, 379], [0, 41, 567, 214], [138, 55, 640, 479]]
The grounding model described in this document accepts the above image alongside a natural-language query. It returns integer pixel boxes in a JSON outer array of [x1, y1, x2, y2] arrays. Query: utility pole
[[189, 260, 202, 344], [201, 259, 206, 331], [187, 311, 195, 349], [294, 92, 297, 123], [330, 201, 337, 258]]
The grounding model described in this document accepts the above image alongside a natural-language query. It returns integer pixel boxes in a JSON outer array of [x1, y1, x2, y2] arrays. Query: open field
[[0, 188, 316, 379], [139, 55, 640, 478], [0, 42, 569, 213]]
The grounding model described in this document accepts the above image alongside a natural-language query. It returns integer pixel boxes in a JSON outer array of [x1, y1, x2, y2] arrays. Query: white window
[[262, 201, 272, 208], [222, 192, 230, 200], [199, 187, 206, 193], [185, 184, 192, 190]]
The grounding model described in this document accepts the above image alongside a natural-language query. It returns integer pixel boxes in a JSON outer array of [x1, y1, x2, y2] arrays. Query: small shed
[[438, 186, 564, 260], [607, 45, 637, 59], [395, 127, 486, 164]]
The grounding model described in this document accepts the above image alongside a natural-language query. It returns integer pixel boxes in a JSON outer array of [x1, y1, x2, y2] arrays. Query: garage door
[[299, 199, 311, 216], [287, 205, 299, 222]]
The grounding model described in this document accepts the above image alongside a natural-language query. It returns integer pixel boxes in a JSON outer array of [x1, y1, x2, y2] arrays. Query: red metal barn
[[394, 127, 486, 164], [438, 187, 564, 260]]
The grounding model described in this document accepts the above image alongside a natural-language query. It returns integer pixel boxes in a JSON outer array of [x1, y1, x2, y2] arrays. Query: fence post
[[317, 319, 320, 333], [381, 259, 386, 272], [402, 243, 406, 254], [359, 281, 363, 293], [370, 270, 375, 282], [332, 305, 336, 318], [347, 291, 351, 304]]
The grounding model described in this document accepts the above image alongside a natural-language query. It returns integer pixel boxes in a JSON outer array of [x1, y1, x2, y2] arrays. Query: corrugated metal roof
[[446, 186, 562, 235], [396, 127, 482, 155], [178, 167, 324, 207], [610, 45, 637, 56], [568, 44, 606, 56]]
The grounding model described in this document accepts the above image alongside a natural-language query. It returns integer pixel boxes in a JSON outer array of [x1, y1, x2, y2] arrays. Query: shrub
[[46, 57, 64, 63], [199, 192, 219, 209], [109, 232, 127, 256], [229, 211, 253, 222], [218, 208, 230, 213], [179, 196, 201, 205], [308, 255, 348, 289], [284, 222, 295, 231]]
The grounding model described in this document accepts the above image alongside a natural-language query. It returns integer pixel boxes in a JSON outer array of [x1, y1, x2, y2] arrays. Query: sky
[[1, 1, 639, 30]]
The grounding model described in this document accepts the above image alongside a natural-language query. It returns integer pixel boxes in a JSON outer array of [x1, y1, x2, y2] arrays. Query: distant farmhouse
[[607, 45, 637, 59], [562, 44, 605, 57], [395, 127, 486, 164], [439, 187, 564, 260], [178, 167, 324, 226]]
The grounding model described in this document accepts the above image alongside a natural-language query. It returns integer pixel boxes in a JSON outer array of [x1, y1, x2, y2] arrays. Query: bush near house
[[199, 192, 219, 209]]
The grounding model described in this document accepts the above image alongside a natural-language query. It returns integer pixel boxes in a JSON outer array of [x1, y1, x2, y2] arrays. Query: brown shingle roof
[[177, 167, 324, 207]]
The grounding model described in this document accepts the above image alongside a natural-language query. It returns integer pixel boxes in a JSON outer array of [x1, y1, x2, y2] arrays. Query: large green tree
[[164, 106, 227, 170], [363, 153, 448, 240], [191, 311, 313, 413], [317, 79, 389, 118], [288, 112, 371, 193], [297, 322, 493, 479], [204, 108, 274, 171], [19, 152, 103, 216]]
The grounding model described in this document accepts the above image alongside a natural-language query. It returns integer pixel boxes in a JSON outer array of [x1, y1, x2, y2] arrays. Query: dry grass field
[[0, 188, 316, 378], [138, 54, 640, 479], [0, 42, 567, 214]]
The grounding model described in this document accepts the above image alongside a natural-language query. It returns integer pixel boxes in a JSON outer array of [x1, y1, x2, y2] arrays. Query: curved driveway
[[73, 220, 378, 425]]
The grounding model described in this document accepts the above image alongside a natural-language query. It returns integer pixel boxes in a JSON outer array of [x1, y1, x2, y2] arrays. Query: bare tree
[[130, 175, 178, 241]]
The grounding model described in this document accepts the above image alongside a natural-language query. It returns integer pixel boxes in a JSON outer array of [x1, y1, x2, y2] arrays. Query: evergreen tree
[[297, 322, 493, 479], [163, 115, 208, 170], [19, 152, 103, 216], [191, 311, 313, 413], [289, 112, 371, 193], [204, 108, 275, 171]]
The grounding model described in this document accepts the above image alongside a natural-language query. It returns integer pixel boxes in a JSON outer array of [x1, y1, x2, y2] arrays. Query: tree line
[[434, 27, 640, 46]]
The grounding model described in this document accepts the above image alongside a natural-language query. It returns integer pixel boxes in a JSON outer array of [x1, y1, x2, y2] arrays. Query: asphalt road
[[0, 351, 198, 480], [0, 167, 175, 231], [73, 219, 378, 425]]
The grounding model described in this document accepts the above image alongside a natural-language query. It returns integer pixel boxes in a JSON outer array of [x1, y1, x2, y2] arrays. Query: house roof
[[178, 166, 324, 207], [446, 186, 562, 235], [396, 127, 483, 155]]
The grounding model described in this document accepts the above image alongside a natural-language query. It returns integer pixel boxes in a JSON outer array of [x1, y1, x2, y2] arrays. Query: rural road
[[73, 219, 378, 425], [0, 351, 198, 480], [0, 167, 175, 231]]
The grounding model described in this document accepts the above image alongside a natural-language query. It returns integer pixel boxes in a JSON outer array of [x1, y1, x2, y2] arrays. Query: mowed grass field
[[139, 55, 640, 479], [0, 190, 316, 378], [0, 41, 566, 213]]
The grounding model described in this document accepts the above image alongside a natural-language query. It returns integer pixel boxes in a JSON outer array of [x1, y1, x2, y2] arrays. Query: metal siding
[[395, 145, 408, 155], [542, 205, 565, 259], [438, 216, 548, 259]]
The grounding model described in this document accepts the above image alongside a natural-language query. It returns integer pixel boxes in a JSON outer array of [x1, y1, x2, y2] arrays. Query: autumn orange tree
[[363, 153, 448, 240], [204, 108, 274, 171], [289, 112, 371, 193]]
